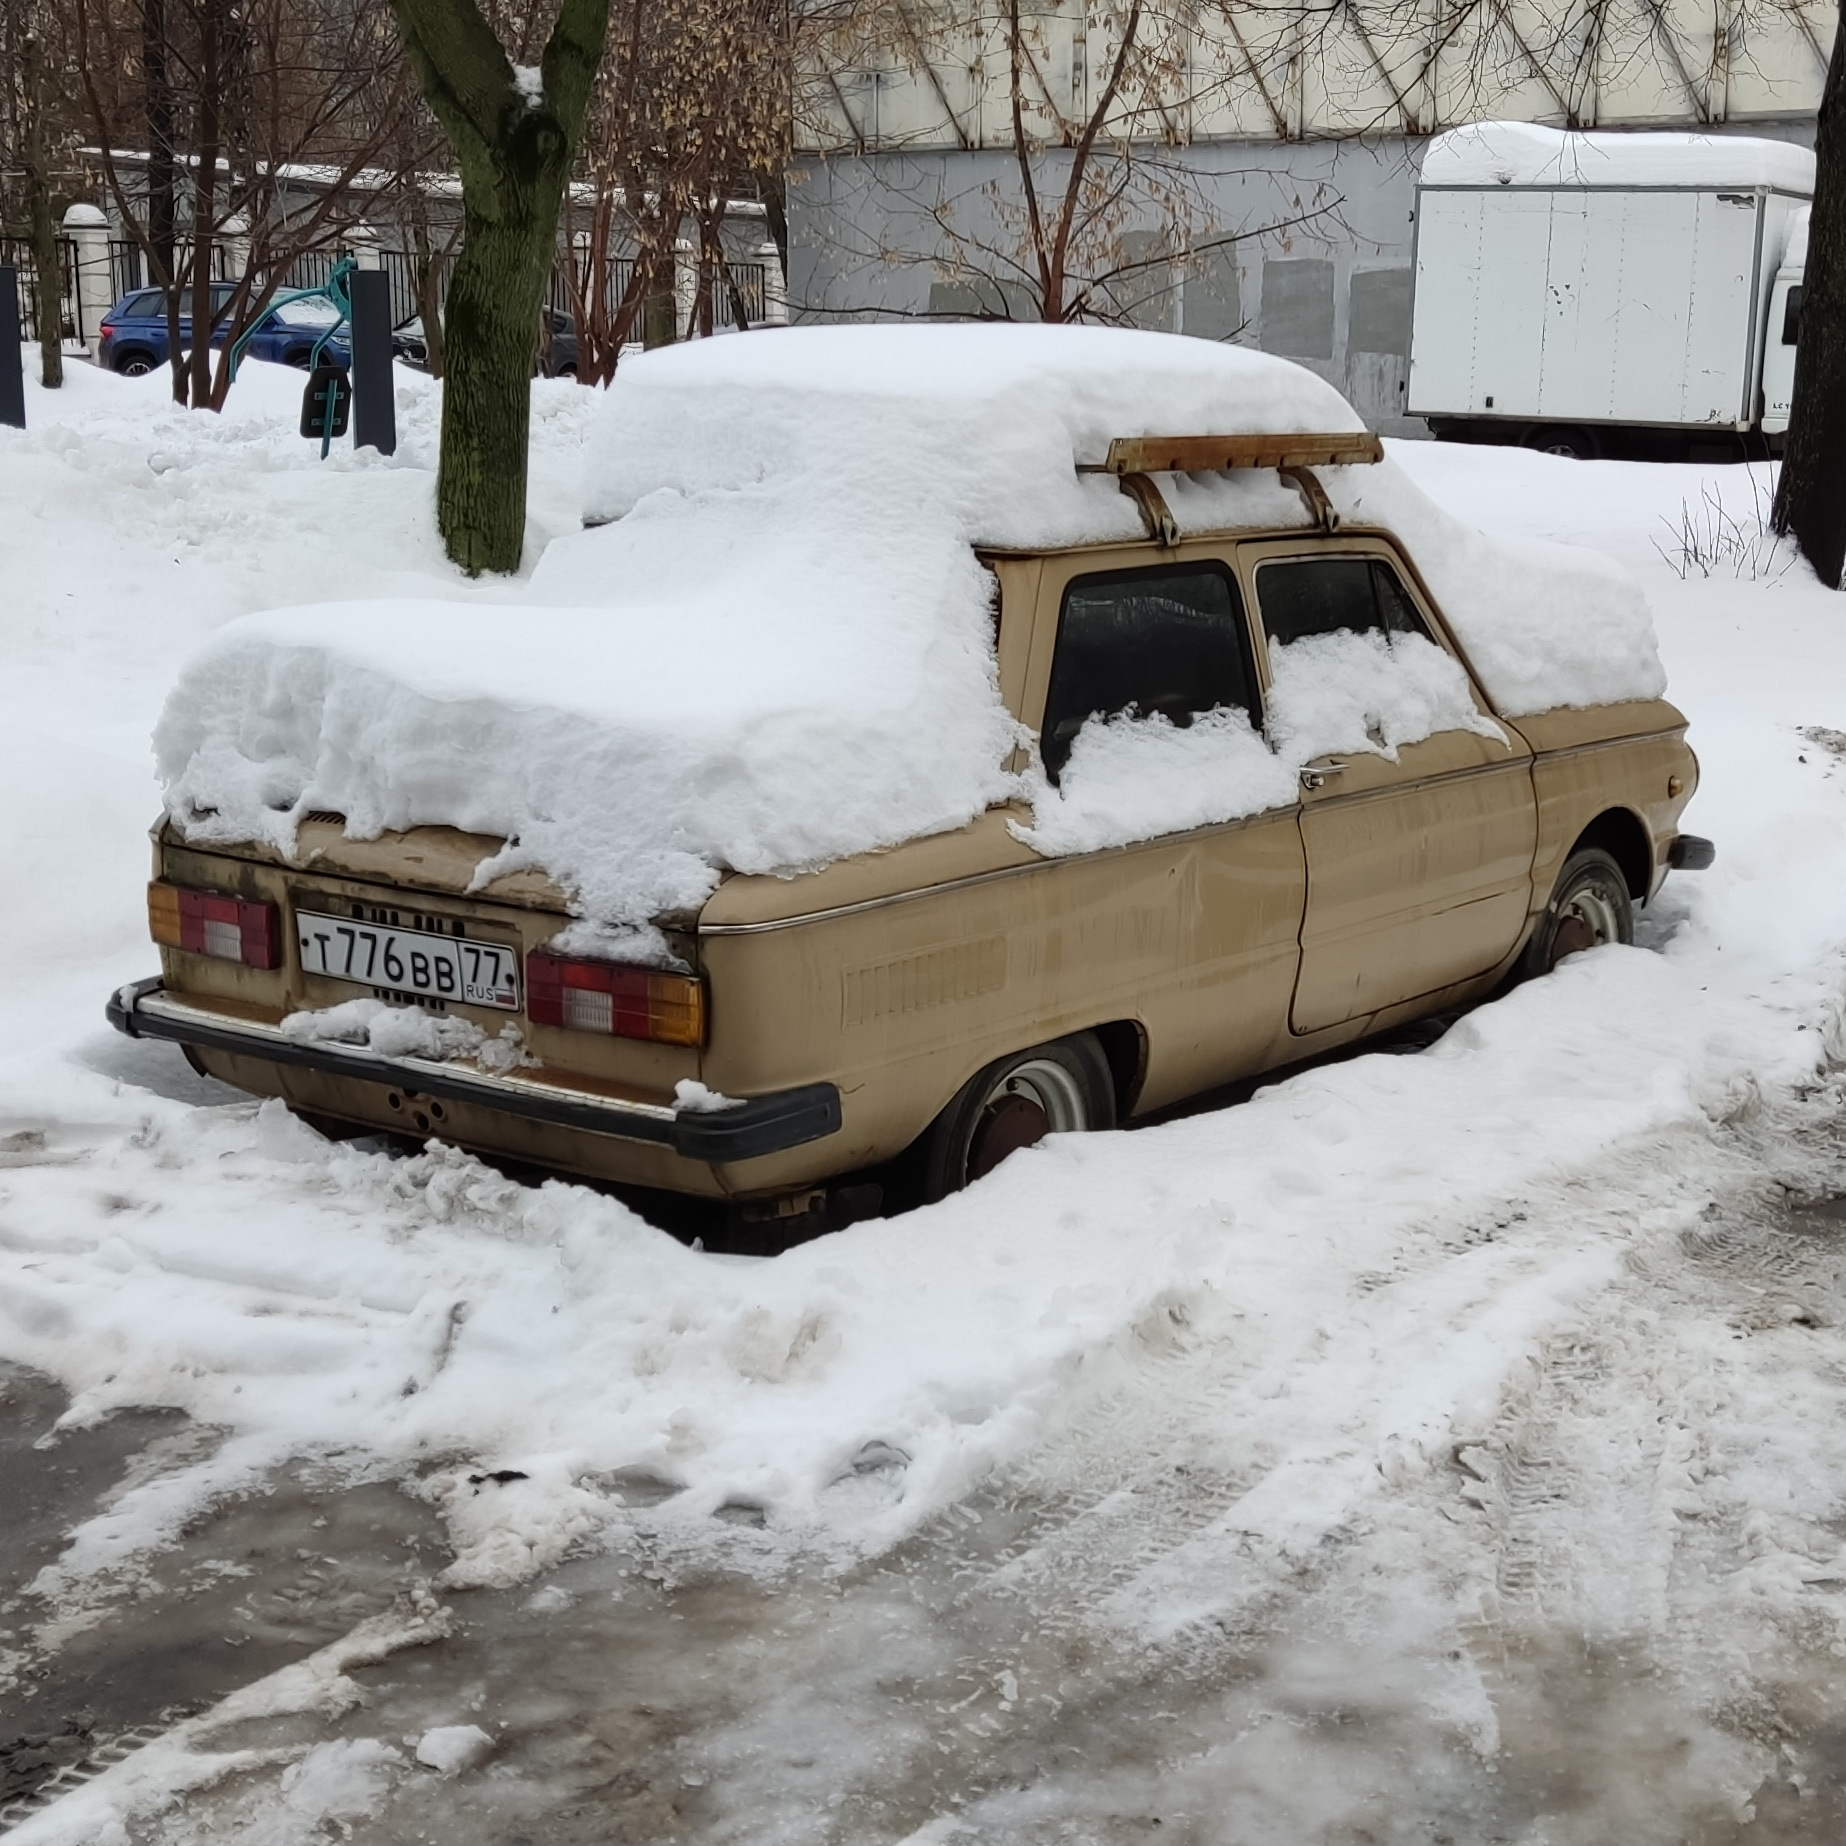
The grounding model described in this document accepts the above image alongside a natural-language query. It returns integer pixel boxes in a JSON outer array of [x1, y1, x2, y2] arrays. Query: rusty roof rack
[[1077, 429, 1383, 544]]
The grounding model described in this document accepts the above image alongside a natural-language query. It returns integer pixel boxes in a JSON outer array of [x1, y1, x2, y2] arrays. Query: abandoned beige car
[[110, 329, 1709, 1220]]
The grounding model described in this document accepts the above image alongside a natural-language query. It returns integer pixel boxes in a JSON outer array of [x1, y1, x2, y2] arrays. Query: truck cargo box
[[1407, 123, 1812, 440]]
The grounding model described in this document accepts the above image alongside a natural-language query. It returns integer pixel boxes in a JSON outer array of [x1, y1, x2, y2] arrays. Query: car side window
[[1041, 563, 1259, 782], [125, 291, 163, 318], [1254, 555, 1432, 649]]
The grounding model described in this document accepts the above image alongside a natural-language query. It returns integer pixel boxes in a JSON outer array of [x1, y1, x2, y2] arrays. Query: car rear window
[[1041, 563, 1259, 782], [1254, 555, 1431, 649]]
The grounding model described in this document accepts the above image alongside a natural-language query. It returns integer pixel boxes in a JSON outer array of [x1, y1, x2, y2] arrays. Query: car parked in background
[[539, 306, 579, 378], [390, 314, 431, 370], [96, 286, 353, 377], [389, 306, 581, 378]]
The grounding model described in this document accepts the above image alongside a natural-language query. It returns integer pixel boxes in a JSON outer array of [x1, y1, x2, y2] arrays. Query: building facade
[[789, 0, 1833, 431]]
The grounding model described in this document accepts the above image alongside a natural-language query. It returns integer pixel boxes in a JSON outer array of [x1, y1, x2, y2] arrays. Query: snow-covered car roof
[[157, 325, 1665, 936], [1421, 120, 1815, 194]]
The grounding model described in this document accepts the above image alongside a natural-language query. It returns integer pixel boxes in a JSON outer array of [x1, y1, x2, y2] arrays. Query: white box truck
[[1407, 122, 1813, 459]]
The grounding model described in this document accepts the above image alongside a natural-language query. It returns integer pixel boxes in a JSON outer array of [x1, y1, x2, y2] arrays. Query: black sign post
[[349, 268, 396, 456], [0, 266, 25, 430]]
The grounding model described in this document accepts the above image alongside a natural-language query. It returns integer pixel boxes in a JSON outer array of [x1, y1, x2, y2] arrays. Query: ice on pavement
[[414, 1724, 494, 1775], [4, 351, 1846, 1836], [152, 325, 1665, 929]]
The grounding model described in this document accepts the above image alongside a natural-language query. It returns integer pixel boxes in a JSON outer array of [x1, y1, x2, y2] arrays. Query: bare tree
[[75, 0, 415, 408], [561, 0, 792, 384], [0, 0, 85, 386], [801, 0, 1338, 329], [17, 11, 66, 385]]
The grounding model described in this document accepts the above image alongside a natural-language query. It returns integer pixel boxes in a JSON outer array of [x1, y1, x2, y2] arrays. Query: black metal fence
[[6, 232, 770, 350], [0, 237, 79, 342]]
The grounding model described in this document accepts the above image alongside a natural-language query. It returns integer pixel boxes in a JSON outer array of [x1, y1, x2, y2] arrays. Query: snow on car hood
[[155, 324, 1665, 932]]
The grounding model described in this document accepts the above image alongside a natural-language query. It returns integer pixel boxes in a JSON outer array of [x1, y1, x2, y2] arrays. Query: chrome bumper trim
[[106, 978, 842, 1163]]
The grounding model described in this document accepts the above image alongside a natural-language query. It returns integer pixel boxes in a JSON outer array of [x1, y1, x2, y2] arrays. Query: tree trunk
[[1774, 13, 1846, 586], [141, 0, 183, 402], [21, 31, 63, 390], [391, 0, 610, 574], [187, 0, 223, 410], [437, 202, 553, 572]]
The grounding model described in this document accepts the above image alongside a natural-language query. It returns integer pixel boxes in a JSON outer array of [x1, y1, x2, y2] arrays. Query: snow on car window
[[275, 297, 343, 328], [1267, 627, 1503, 762], [1042, 564, 1258, 783]]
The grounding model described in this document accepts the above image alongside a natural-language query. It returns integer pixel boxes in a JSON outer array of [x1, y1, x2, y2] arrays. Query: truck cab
[[1760, 206, 1808, 436]]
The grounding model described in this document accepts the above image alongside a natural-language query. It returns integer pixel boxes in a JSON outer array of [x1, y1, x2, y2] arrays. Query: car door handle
[[1299, 760, 1348, 791]]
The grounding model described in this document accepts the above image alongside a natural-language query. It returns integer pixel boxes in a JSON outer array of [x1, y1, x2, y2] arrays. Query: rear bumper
[[106, 977, 842, 1164]]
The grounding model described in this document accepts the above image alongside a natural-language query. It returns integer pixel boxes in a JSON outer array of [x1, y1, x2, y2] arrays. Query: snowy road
[[4, 362, 1846, 1841]]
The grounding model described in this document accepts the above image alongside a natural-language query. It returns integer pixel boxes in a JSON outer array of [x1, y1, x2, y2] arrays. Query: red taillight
[[148, 882, 281, 970], [526, 953, 705, 1046]]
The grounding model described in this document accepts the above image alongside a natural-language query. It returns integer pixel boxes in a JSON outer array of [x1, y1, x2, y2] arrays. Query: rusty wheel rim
[[965, 1056, 1088, 1183], [1548, 883, 1622, 969]]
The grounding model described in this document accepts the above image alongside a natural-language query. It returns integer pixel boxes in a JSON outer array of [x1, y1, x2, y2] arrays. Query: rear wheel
[[1518, 847, 1633, 980], [919, 1032, 1115, 1201], [116, 351, 155, 377], [1523, 425, 1599, 461]]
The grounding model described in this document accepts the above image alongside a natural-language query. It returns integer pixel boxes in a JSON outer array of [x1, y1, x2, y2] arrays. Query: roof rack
[[1085, 432, 1384, 475], [1078, 430, 1384, 543]]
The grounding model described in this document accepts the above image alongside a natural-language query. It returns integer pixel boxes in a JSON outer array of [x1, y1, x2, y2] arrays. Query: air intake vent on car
[[302, 810, 346, 825]]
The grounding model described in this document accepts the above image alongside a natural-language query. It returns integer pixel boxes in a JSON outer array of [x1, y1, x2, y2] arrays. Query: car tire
[[1518, 847, 1633, 980], [557, 362, 578, 379], [116, 352, 156, 377], [918, 1031, 1116, 1201], [284, 348, 311, 368]]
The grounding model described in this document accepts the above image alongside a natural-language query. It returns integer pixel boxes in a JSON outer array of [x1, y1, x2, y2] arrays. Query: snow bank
[[1421, 121, 1815, 194], [154, 324, 1664, 926]]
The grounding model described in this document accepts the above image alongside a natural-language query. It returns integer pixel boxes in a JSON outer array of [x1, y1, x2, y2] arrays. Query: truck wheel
[[919, 1032, 1116, 1200], [1524, 426, 1599, 461], [1518, 848, 1633, 980]]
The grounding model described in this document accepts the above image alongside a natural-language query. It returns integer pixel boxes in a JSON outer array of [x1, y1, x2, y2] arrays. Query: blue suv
[[97, 283, 353, 376]]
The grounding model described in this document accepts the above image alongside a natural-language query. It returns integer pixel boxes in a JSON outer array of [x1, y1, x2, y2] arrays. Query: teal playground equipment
[[228, 256, 355, 458]]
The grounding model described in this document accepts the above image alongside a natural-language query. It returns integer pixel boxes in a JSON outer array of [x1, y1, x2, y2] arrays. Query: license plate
[[295, 910, 520, 1011]]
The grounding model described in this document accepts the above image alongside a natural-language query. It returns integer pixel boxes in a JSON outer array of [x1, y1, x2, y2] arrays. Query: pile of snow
[[1421, 120, 1815, 194], [154, 324, 1664, 929], [282, 996, 531, 1070]]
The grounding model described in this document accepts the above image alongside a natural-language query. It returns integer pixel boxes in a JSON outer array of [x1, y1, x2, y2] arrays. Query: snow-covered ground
[[3, 353, 1846, 1842]]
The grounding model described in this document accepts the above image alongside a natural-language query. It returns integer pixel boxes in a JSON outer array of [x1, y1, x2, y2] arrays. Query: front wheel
[[1518, 847, 1633, 980], [918, 1032, 1116, 1201]]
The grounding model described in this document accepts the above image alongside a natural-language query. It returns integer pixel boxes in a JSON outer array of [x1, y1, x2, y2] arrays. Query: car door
[[1025, 552, 1308, 1106], [1239, 539, 1537, 1036]]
